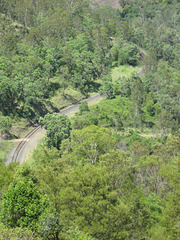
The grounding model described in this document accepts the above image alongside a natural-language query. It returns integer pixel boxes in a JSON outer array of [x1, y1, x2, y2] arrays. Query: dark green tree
[[39, 113, 71, 150], [58, 164, 132, 239], [79, 100, 89, 114], [99, 81, 114, 99], [130, 75, 144, 126], [99, 74, 114, 99], [0, 76, 20, 115], [118, 44, 140, 66]]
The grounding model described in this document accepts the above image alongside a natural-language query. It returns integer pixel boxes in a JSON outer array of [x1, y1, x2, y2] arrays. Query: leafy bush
[[0, 223, 41, 240], [0, 179, 49, 229], [118, 44, 140, 66], [39, 113, 71, 149]]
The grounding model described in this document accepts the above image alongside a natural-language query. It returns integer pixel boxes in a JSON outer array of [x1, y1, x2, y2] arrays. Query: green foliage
[[31, 146, 67, 210], [72, 96, 134, 129], [121, 4, 139, 19], [65, 226, 94, 240], [0, 1, 179, 239], [118, 44, 140, 66], [99, 74, 114, 99], [0, 223, 41, 240], [2, 131, 178, 240], [37, 208, 61, 240], [156, 110, 175, 139], [58, 164, 132, 239], [148, 159, 180, 239], [130, 75, 144, 126], [142, 100, 161, 127], [0, 179, 49, 229], [0, 76, 19, 116], [0, 0, 178, 129], [39, 113, 71, 150], [125, 131, 142, 145], [0, 116, 12, 135], [0, 162, 18, 199], [72, 112, 98, 130], [152, 136, 180, 162], [79, 100, 89, 114], [61, 125, 117, 165], [99, 81, 114, 99]]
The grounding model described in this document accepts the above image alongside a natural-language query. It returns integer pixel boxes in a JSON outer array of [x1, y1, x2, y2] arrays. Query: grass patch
[[1, 118, 33, 163], [50, 87, 85, 111], [71, 96, 134, 129], [49, 76, 87, 111], [111, 65, 140, 83], [11, 119, 33, 138], [90, 96, 133, 116], [49, 65, 141, 111], [80, 96, 161, 140], [0, 140, 16, 163]]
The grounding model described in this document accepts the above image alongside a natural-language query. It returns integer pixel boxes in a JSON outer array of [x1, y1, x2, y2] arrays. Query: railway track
[[11, 126, 41, 163], [59, 94, 100, 115], [10, 94, 101, 164], [10, 50, 146, 164]]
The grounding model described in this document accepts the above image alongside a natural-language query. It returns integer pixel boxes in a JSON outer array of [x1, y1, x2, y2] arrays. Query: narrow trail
[[7, 94, 102, 165]]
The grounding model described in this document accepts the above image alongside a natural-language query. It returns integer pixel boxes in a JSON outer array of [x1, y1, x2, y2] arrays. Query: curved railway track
[[11, 126, 41, 163], [10, 94, 101, 164], [10, 50, 146, 164]]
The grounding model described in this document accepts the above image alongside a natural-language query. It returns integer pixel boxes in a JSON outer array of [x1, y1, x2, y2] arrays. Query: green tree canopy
[[61, 125, 117, 165], [0, 179, 49, 229], [58, 164, 132, 239], [39, 113, 71, 150], [79, 100, 89, 114]]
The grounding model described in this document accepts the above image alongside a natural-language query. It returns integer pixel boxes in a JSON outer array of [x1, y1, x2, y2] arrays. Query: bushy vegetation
[[0, 0, 179, 131], [0, 125, 179, 239], [0, 0, 179, 239]]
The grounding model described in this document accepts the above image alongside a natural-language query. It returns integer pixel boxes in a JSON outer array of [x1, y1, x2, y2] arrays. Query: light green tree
[[0, 179, 49, 229], [61, 125, 117, 165]]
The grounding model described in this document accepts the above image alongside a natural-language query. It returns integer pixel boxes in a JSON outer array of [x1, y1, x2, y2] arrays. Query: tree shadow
[[49, 82, 61, 96], [47, 101, 59, 113], [63, 94, 83, 104], [87, 82, 101, 92]]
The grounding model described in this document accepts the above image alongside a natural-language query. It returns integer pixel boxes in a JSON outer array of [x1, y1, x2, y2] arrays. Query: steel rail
[[11, 94, 101, 163], [10, 49, 146, 164], [11, 126, 41, 162]]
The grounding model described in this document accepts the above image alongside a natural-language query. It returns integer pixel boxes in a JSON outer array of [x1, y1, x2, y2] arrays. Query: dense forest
[[0, 0, 179, 239]]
